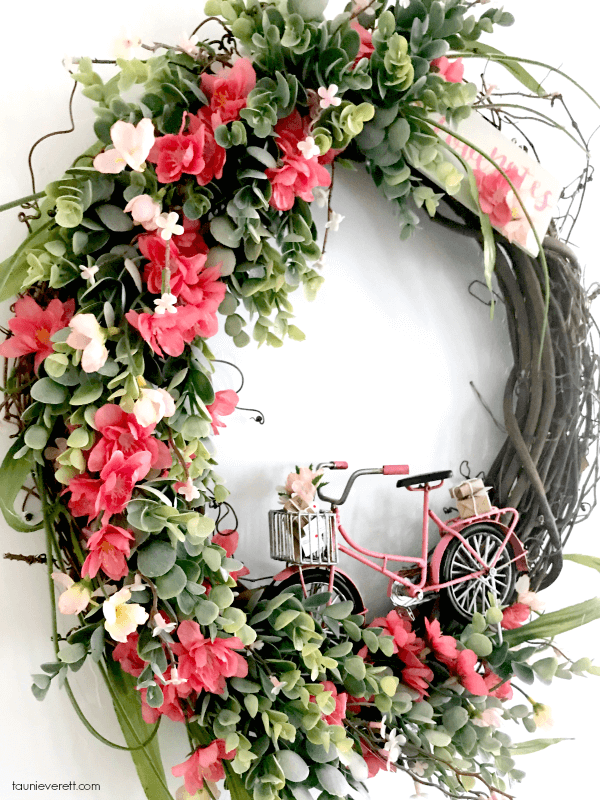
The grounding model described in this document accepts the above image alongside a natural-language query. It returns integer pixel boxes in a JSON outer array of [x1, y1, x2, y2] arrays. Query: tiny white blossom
[[269, 675, 286, 695], [411, 761, 428, 777], [382, 727, 406, 764], [325, 211, 345, 232], [153, 292, 178, 315], [114, 32, 145, 61], [79, 264, 99, 284], [178, 34, 199, 58], [317, 84, 342, 109], [152, 613, 177, 637], [313, 186, 329, 208], [177, 477, 201, 502], [62, 55, 79, 72], [297, 136, 321, 160], [164, 666, 188, 686], [313, 255, 326, 270], [156, 211, 184, 241]]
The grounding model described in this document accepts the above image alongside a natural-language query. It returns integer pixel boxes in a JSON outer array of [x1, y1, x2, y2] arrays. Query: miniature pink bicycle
[[269, 461, 528, 621]]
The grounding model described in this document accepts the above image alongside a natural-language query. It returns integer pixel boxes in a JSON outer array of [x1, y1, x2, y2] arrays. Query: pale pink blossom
[[318, 84, 342, 109], [79, 264, 99, 284], [431, 57, 465, 83], [176, 477, 201, 502], [51, 572, 93, 615], [93, 119, 155, 174], [156, 211, 185, 241], [114, 32, 145, 61], [283, 466, 323, 505], [66, 314, 109, 373], [154, 293, 179, 315], [297, 136, 321, 160], [472, 707, 502, 728], [103, 587, 149, 643], [515, 574, 545, 612], [125, 194, 161, 230], [269, 675, 286, 695], [178, 34, 199, 58], [132, 387, 176, 427]]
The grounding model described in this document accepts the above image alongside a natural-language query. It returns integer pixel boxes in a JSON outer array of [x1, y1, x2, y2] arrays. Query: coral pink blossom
[[172, 740, 236, 796], [174, 217, 209, 257], [483, 668, 513, 700], [88, 404, 171, 472], [350, 21, 375, 64], [126, 305, 204, 357], [173, 620, 248, 694], [0, 297, 74, 372], [206, 390, 239, 435], [141, 667, 194, 724], [212, 529, 250, 580], [431, 56, 465, 83], [424, 618, 459, 665], [367, 611, 432, 698], [112, 632, 146, 677], [199, 57, 257, 128], [452, 649, 489, 696], [95, 450, 153, 521], [266, 111, 332, 211], [147, 130, 208, 183], [318, 681, 348, 726], [473, 165, 525, 229], [360, 740, 394, 778], [125, 194, 161, 230], [65, 474, 103, 520], [400, 650, 434, 699], [93, 119, 155, 173], [501, 602, 531, 630], [82, 524, 135, 581], [182, 116, 227, 185]]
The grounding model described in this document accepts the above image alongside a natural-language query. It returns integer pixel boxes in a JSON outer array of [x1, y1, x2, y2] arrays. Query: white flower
[[177, 477, 201, 502], [515, 574, 545, 612], [297, 136, 321, 160], [313, 187, 329, 208], [152, 613, 177, 637], [269, 675, 286, 695], [66, 314, 109, 373], [52, 572, 92, 615], [317, 84, 342, 109], [103, 587, 149, 643], [411, 760, 428, 777], [79, 264, 99, 284], [114, 32, 145, 61], [153, 292, 178, 315], [382, 727, 406, 765], [178, 34, 200, 58], [62, 55, 79, 72], [156, 211, 184, 241], [176, 782, 220, 800], [164, 666, 188, 686], [325, 211, 345, 232], [472, 707, 502, 728], [128, 573, 150, 592], [132, 387, 176, 427], [313, 255, 326, 270]]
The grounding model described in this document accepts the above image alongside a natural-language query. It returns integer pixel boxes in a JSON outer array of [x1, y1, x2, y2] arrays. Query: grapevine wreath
[[2, 2, 600, 800]]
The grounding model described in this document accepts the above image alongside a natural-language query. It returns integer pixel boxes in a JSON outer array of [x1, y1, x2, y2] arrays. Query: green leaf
[[31, 377, 68, 404], [58, 642, 86, 664], [24, 425, 50, 451], [195, 599, 220, 625], [563, 553, 600, 573], [155, 565, 187, 599], [96, 203, 134, 232], [504, 598, 600, 646], [137, 541, 177, 578], [461, 41, 545, 97], [70, 380, 104, 405], [322, 600, 354, 620], [276, 751, 309, 782], [0, 442, 42, 532], [510, 738, 571, 755]]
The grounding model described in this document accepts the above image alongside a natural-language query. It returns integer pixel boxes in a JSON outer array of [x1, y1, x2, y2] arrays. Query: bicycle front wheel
[[440, 524, 516, 622]]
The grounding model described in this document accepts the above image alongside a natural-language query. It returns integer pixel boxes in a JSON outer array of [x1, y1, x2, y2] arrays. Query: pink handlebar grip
[[333, 461, 349, 470], [383, 464, 410, 475]]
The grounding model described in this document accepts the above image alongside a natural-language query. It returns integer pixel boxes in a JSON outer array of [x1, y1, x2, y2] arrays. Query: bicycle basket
[[269, 509, 338, 565]]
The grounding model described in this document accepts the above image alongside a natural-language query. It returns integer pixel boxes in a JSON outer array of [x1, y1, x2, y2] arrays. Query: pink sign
[[427, 112, 562, 257]]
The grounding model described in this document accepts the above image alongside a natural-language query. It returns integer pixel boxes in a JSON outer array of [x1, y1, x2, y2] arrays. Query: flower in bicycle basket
[[278, 465, 325, 510]]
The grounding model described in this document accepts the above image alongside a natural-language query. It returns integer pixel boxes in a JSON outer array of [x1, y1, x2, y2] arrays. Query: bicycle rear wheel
[[440, 524, 516, 622], [273, 567, 364, 614]]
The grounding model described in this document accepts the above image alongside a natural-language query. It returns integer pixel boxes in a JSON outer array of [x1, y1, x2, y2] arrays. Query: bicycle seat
[[396, 470, 453, 489]]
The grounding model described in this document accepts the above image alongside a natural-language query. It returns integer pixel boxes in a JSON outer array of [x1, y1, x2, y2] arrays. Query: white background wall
[[1, 1, 599, 798]]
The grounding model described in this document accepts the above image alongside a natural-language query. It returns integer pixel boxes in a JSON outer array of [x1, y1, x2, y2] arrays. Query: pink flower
[[283, 466, 323, 505], [112, 632, 146, 677], [147, 130, 208, 184], [473, 166, 526, 229], [185, 116, 227, 185], [0, 297, 74, 372], [350, 21, 375, 65], [65, 474, 103, 520], [452, 649, 489, 696], [370, 611, 423, 658], [93, 119, 155, 173], [319, 681, 348, 726], [424, 618, 459, 665], [360, 740, 394, 778], [172, 740, 236, 796], [199, 57, 257, 128], [132, 387, 176, 427], [206, 390, 239, 435], [266, 111, 332, 211], [431, 56, 465, 83], [472, 707, 503, 728], [87, 404, 172, 473], [317, 84, 342, 110], [95, 450, 153, 521], [211, 530, 250, 580], [501, 602, 531, 630], [81, 524, 135, 581], [173, 217, 209, 258], [483, 669, 513, 700], [172, 620, 248, 694], [66, 314, 109, 373], [126, 305, 204, 357], [140, 666, 194, 724], [125, 194, 161, 230]]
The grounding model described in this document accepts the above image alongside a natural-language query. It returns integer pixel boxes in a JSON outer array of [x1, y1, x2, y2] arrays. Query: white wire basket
[[269, 509, 338, 565]]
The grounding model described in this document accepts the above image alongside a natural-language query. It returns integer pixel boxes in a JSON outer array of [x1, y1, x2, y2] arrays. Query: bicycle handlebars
[[315, 462, 410, 506]]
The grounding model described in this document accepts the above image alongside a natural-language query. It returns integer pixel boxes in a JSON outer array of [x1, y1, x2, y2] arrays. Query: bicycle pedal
[[390, 583, 426, 608]]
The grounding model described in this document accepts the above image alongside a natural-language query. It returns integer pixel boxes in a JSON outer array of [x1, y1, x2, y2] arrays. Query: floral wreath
[[2, 2, 600, 800]]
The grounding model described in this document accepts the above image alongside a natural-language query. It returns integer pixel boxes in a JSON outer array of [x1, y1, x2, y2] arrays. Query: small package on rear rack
[[269, 508, 338, 565], [449, 479, 492, 519]]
